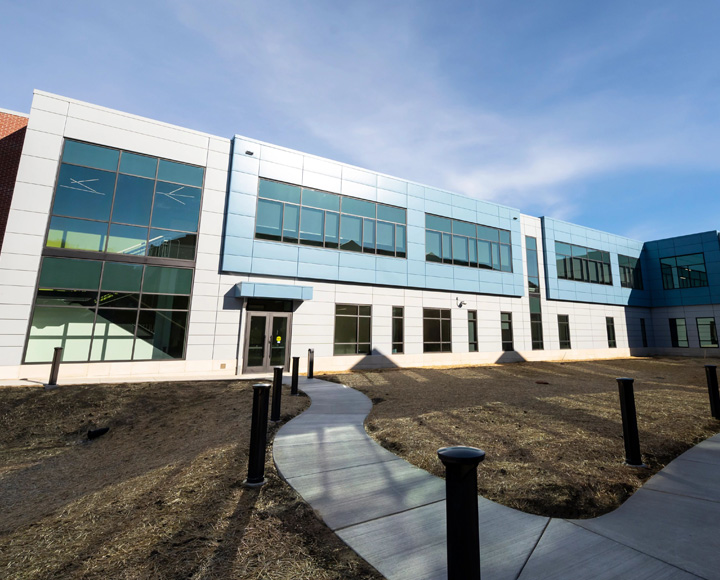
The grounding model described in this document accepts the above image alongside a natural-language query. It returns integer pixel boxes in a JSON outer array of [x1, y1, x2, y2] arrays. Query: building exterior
[[0, 90, 718, 382]]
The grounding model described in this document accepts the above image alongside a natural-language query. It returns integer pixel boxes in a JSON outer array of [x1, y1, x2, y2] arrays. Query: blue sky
[[2, 1, 719, 242]]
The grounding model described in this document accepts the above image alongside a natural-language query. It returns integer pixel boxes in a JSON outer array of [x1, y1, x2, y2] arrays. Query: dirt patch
[[0, 380, 382, 580], [319, 357, 720, 519]]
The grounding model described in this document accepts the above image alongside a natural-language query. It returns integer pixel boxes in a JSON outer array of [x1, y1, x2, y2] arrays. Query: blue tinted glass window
[[340, 215, 362, 252], [453, 236, 469, 264], [363, 219, 375, 252], [342, 197, 375, 218], [442, 233, 452, 261], [47, 216, 108, 252], [157, 159, 204, 187], [325, 212, 339, 246], [555, 242, 573, 255], [258, 179, 301, 204], [478, 240, 492, 268], [119, 152, 157, 178], [53, 164, 116, 221], [396, 225, 406, 256], [491, 244, 500, 270], [500, 245, 512, 272], [426, 215, 452, 233], [148, 230, 196, 260], [112, 174, 155, 226], [377, 221, 394, 254], [151, 182, 201, 232], [526, 237, 537, 251], [453, 220, 475, 238], [302, 188, 339, 211], [300, 207, 324, 244], [499, 230, 511, 244], [477, 225, 499, 242], [256, 199, 283, 240], [107, 224, 148, 256], [377, 205, 405, 224], [62, 141, 119, 171], [283, 204, 299, 241], [426, 230, 442, 262], [468, 238, 477, 264]]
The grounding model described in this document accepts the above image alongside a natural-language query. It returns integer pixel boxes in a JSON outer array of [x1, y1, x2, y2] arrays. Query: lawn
[[320, 356, 720, 519], [0, 380, 382, 580]]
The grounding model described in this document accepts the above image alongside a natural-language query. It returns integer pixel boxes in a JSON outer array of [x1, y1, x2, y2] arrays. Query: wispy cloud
[[170, 0, 720, 226]]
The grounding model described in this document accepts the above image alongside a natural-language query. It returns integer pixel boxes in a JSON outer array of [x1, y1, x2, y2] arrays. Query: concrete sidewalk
[[274, 376, 720, 580]]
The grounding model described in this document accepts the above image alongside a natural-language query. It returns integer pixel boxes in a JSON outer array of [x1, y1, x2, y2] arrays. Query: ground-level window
[[423, 309, 451, 352], [501, 312, 513, 351], [606, 317, 617, 348], [392, 307, 404, 354], [25, 256, 192, 363], [558, 315, 571, 349], [334, 304, 371, 355], [697, 317, 718, 348], [468, 310, 478, 352], [669, 318, 689, 348], [640, 318, 648, 347]]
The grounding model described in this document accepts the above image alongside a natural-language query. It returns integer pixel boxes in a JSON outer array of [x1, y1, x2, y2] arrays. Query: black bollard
[[46, 346, 63, 388], [291, 356, 300, 396], [308, 348, 314, 379], [244, 383, 271, 487], [704, 365, 720, 420], [271, 366, 283, 422], [616, 378, 645, 467], [438, 446, 485, 580]]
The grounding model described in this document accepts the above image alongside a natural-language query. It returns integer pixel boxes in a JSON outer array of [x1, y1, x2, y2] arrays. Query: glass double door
[[244, 313, 291, 373]]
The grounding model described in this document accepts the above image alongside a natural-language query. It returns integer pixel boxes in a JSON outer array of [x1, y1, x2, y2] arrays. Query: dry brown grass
[[320, 356, 720, 519], [0, 380, 382, 580]]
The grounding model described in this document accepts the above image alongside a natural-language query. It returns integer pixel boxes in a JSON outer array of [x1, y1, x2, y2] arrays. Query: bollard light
[[244, 383, 271, 487], [616, 378, 646, 467], [704, 365, 720, 420], [308, 348, 315, 379], [291, 356, 300, 396], [46, 347, 63, 389], [270, 366, 283, 422], [438, 446, 485, 580]]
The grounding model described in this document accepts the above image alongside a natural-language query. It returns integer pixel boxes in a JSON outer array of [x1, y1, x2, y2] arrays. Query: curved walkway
[[274, 376, 720, 580]]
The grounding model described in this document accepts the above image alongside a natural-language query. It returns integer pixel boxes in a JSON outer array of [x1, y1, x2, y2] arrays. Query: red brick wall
[[0, 111, 28, 251]]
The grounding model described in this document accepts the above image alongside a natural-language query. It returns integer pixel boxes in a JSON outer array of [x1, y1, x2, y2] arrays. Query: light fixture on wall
[[245, 150, 254, 156], [456, 297, 467, 308]]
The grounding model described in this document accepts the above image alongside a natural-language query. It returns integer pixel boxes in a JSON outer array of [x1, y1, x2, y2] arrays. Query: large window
[[25, 257, 192, 363], [256, 179, 407, 258], [606, 317, 617, 348], [619, 255, 643, 290], [468, 310, 478, 352], [660, 254, 709, 290], [500, 312, 513, 351], [555, 242, 612, 285], [669, 318, 689, 348], [558, 315, 571, 349], [526, 236, 544, 350], [392, 307, 404, 354], [47, 140, 203, 261], [333, 305, 371, 355], [423, 309, 451, 352], [425, 215, 512, 272], [697, 317, 718, 348]]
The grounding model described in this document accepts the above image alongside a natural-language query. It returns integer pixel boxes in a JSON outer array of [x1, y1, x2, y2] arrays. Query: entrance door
[[243, 312, 291, 373]]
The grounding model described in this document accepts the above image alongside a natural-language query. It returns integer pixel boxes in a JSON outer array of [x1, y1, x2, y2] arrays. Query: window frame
[[669, 318, 689, 348], [392, 306, 404, 354], [696, 317, 718, 348], [333, 304, 372, 355], [660, 253, 709, 290], [500, 311, 514, 351], [606, 317, 617, 348], [423, 308, 452, 353], [468, 310, 478, 352], [555, 242, 612, 286], [558, 314, 571, 349]]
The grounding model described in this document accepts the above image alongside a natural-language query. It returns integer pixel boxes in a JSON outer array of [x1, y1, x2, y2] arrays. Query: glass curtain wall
[[256, 179, 407, 257], [425, 215, 512, 272], [555, 242, 612, 285]]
